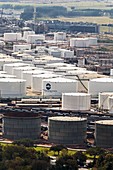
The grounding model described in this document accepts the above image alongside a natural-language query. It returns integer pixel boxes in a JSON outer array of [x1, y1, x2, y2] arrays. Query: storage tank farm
[[95, 120, 113, 148], [3, 111, 41, 140], [48, 117, 87, 145]]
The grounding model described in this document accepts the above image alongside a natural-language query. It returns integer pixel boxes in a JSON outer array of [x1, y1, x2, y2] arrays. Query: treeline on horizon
[[1, 4, 113, 20]]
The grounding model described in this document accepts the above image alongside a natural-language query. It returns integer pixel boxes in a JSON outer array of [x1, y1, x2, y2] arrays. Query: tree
[[13, 138, 34, 147], [50, 145, 67, 156], [73, 151, 87, 166]]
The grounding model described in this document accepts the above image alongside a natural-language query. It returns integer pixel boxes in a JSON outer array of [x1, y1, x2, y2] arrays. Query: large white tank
[[27, 34, 45, 44], [4, 33, 22, 42], [0, 59, 22, 70], [60, 49, 74, 58], [23, 31, 35, 40], [42, 77, 78, 96], [3, 63, 30, 75], [99, 92, 113, 110], [88, 78, 113, 96], [13, 44, 31, 52], [13, 66, 36, 79], [62, 93, 91, 110], [22, 69, 47, 87], [54, 32, 66, 41], [32, 73, 59, 93], [0, 78, 26, 98]]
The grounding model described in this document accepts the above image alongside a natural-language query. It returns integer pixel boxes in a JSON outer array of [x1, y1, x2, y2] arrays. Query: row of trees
[[0, 139, 113, 170]]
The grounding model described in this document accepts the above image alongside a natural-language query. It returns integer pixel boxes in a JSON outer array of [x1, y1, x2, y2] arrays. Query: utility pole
[[33, 0, 37, 33]]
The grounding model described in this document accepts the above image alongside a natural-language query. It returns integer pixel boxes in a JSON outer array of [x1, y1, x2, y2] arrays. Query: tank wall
[[95, 123, 113, 148], [48, 119, 87, 144], [3, 117, 41, 140]]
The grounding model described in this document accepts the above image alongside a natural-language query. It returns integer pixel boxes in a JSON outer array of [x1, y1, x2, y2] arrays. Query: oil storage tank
[[42, 77, 78, 97], [99, 92, 113, 110], [88, 78, 113, 96], [3, 112, 41, 140], [4, 33, 22, 42], [48, 116, 87, 144], [0, 78, 26, 98], [95, 120, 113, 148], [62, 93, 91, 111]]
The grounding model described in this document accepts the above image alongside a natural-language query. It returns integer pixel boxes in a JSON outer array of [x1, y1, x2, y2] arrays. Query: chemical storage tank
[[13, 44, 31, 52], [32, 73, 60, 93], [0, 78, 26, 98], [54, 32, 66, 41], [27, 34, 45, 44], [99, 92, 113, 110], [48, 116, 87, 144], [70, 38, 89, 48], [42, 77, 78, 97], [22, 69, 48, 87], [62, 93, 91, 111], [95, 120, 113, 148], [13, 66, 36, 79], [88, 78, 113, 96], [3, 112, 41, 140], [3, 63, 30, 75], [4, 33, 22, 42]]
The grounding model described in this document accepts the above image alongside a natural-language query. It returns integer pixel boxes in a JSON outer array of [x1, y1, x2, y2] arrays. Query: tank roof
[[96, 120, 113, 125], [0, 78, 26, 82], [62, 93, 90, 96], [90, 77, 113, 82], [49, 116, 86, 121]]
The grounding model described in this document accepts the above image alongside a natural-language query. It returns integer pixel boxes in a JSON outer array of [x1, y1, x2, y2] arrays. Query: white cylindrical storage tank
[[22, 69, 47, 87], [3, 63, 30, 75], [13, 44, 31, 52], [62, 93, 91, 111], [108, 96, 113, 113], [88, 37, 97, 46], [0, 78, 26, 98], [95, 120, 113, 148], [54, 32, 66, 41], [32, 73, 60, 93], [48, 116, 87, 145], [0, 59, 22, 71], [88, 78, 113, 96], [60, 49, 74, 59], [23, 31, 35, 40], [27, 34, 45, 44], [4, 33, 22, 42], [99, 92, 113, 110], [13, 66, 35, 79], [42, 77, 78, 97]]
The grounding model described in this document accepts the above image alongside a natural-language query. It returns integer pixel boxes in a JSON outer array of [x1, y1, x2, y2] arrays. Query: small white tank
[[22, 69, 47, 87], [0, 78, 26, 98], [54, 32, 66, 41], [32, 73, 59, 93], [13, 44, 31, 52], [4, 33, 22, 42], [23, 31, 35, 40], [62, 93, 91, 110], [99, 92, 113, 110], [13, 66, 35, 79], [27, 34, 45, 44], [3, 63, 30, 75], [88, 78, 113, 96]]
